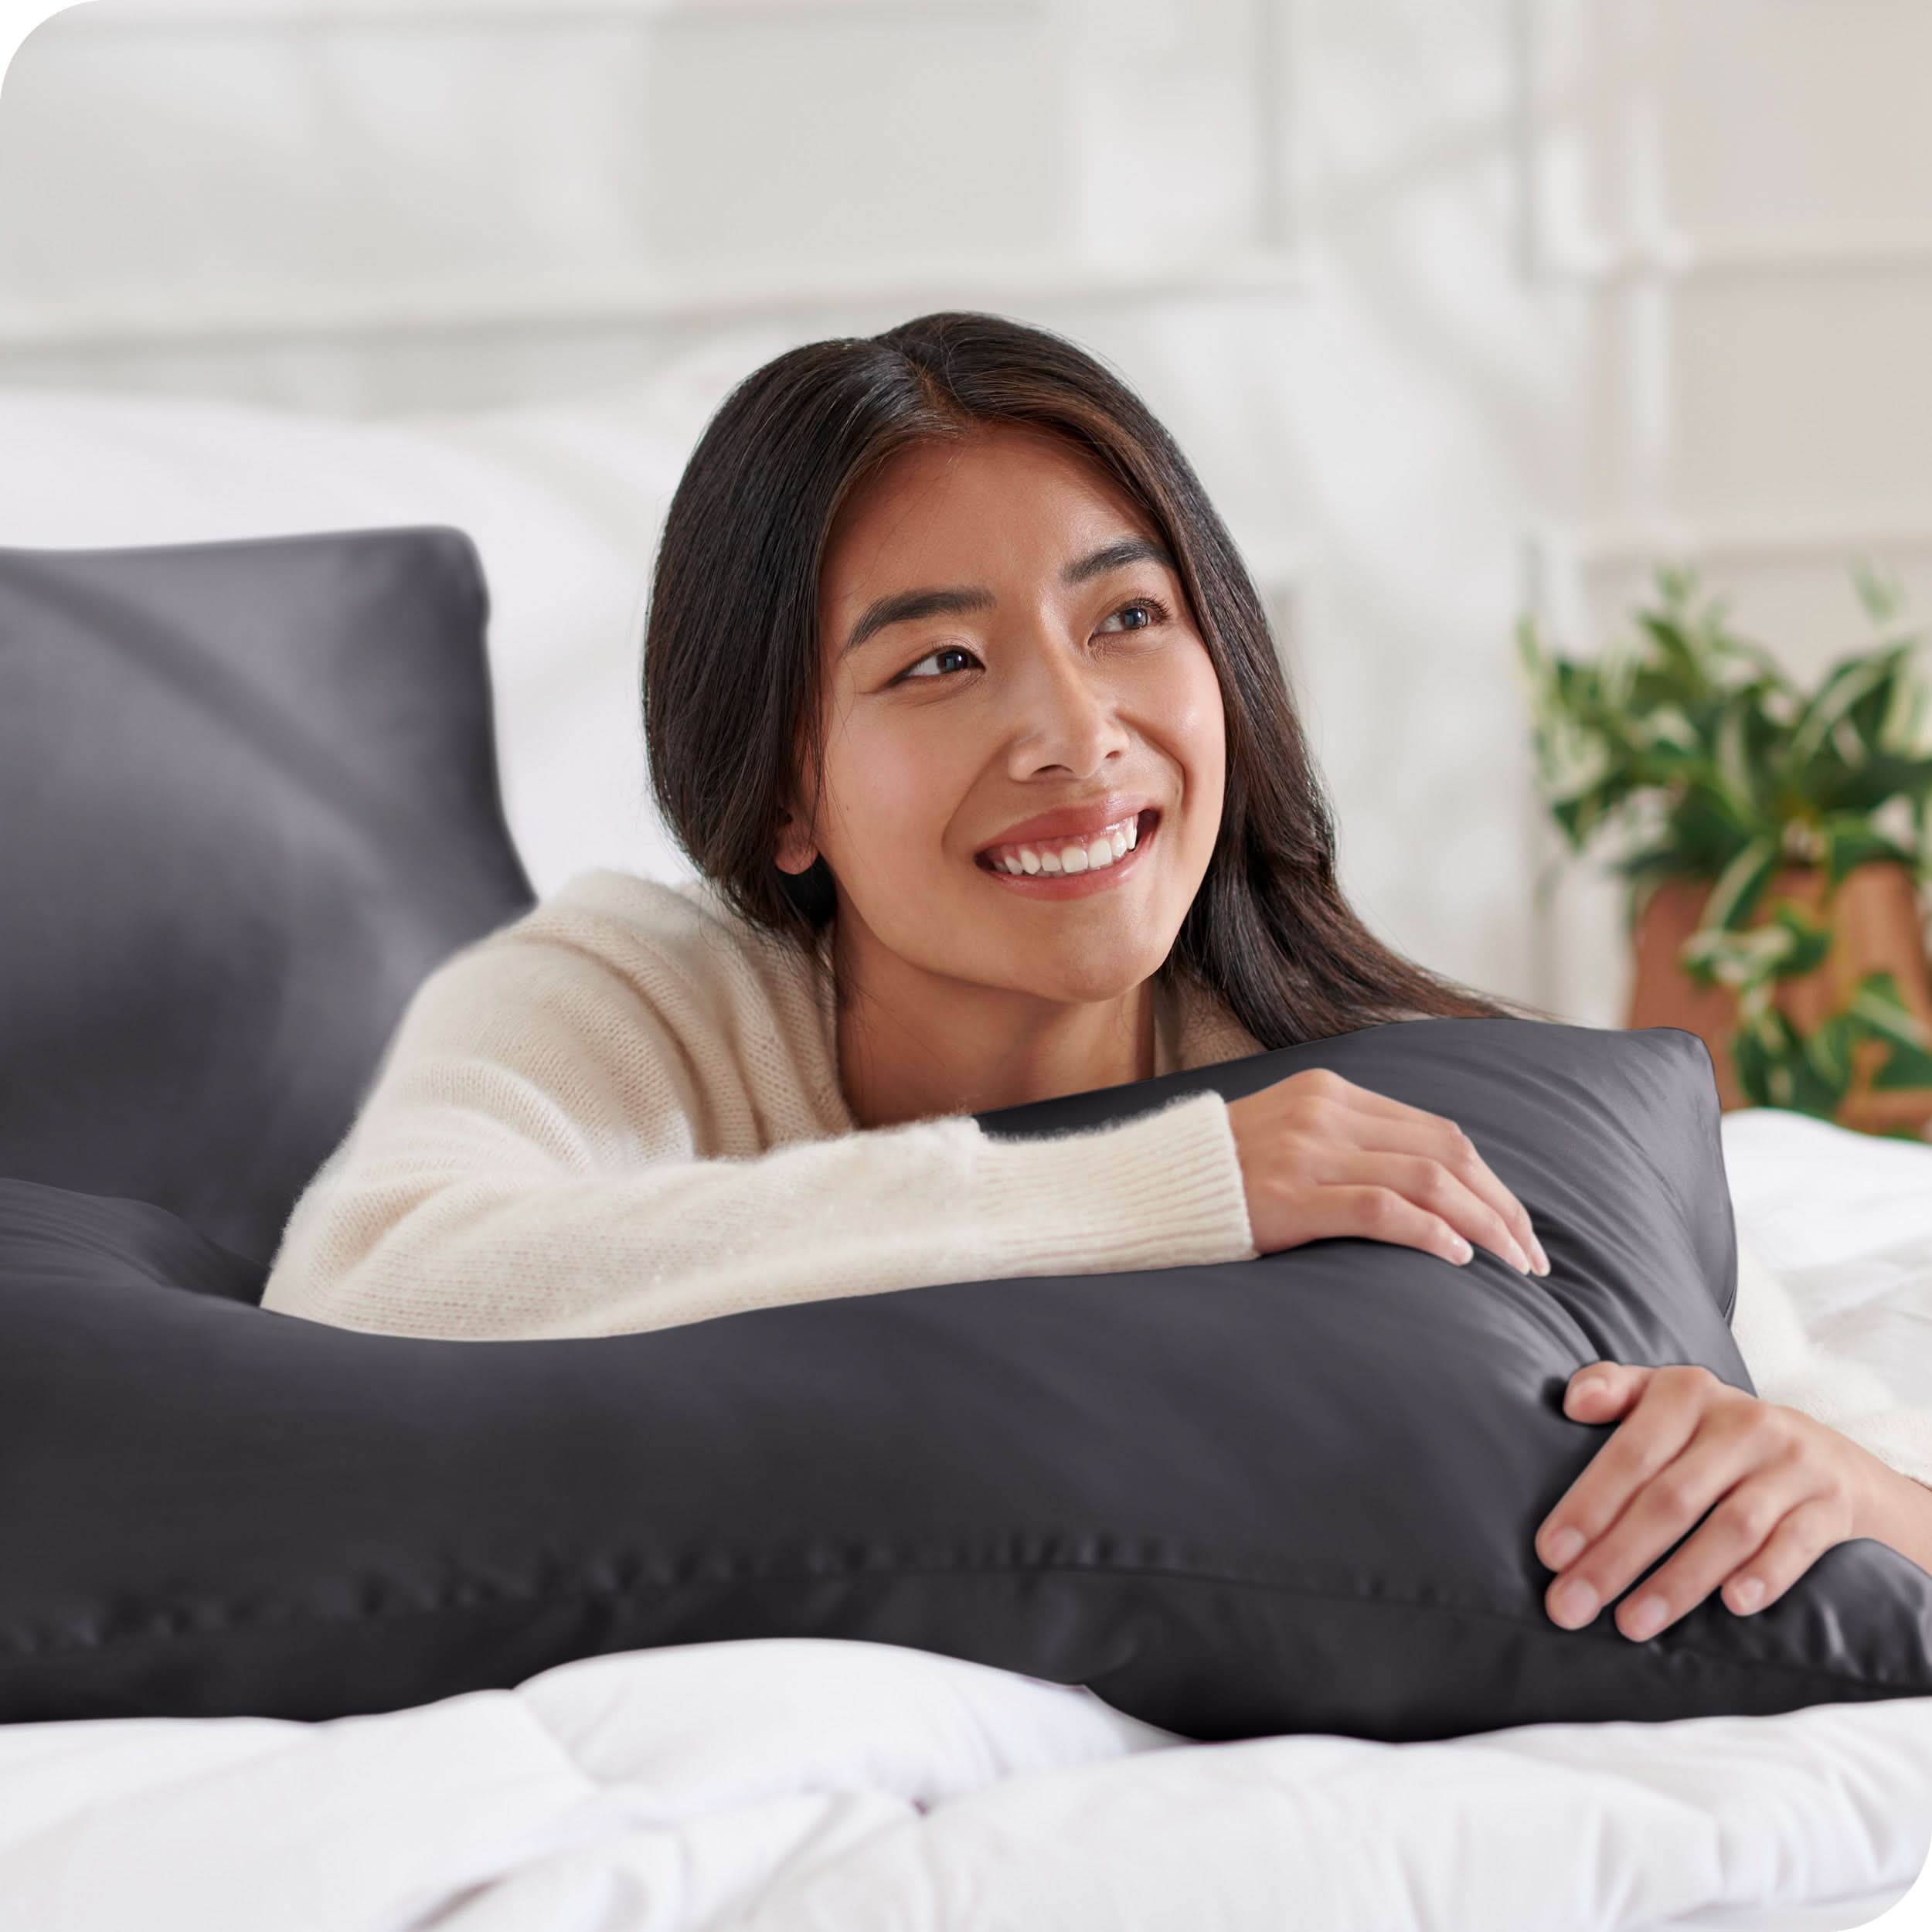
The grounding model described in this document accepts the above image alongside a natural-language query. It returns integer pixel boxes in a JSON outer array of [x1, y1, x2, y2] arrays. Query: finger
[[1317, 1087, 1547, 1276], [1611, 1473, 1834, 1641], [1314, 1182, 1481, 1268], [1536, 1365, 1716, 1624], [1428, 1119, 1549, 1277], [1545, 1376, 1790, 1634], [1317, 1148, 1536, 1276], [1716, 1493, 1849, 1617], [1536, 1363, 1641, 1566], [1563, 1362, 1635, 1420]]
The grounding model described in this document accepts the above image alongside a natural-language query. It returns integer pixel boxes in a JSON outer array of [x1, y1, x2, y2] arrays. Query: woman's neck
[[827, 917, 1160, 1131]]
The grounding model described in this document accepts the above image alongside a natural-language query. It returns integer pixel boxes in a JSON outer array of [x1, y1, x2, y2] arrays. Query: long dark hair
[[644, 311, 1556, 1047]]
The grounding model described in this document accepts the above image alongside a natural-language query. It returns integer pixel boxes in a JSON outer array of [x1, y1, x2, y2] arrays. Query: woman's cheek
[[1149, 646, 1226, 807], [830, 720, 965, 885]]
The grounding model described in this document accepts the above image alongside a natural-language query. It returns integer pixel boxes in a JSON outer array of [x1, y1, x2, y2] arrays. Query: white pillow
[[0, 330, 797, 898]]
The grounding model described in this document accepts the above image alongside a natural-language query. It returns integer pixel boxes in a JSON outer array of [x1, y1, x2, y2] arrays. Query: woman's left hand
[[1535, 1359, 1890, 1640]]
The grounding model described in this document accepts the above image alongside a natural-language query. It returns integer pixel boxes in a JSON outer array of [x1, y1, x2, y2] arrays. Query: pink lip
[[974, 794, 1158, 858], [976, 811, 1159, 896]]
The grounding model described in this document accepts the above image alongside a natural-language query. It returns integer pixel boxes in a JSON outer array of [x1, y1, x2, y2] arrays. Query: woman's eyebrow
[[840, 536, 1176, 660], [1061, 535, 1175, 585], [842, 585, 994, 659]]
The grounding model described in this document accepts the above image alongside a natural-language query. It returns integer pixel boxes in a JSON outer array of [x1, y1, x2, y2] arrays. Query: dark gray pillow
[[2, 1017, 1929, 1738], [0, 528, 536, 1264]]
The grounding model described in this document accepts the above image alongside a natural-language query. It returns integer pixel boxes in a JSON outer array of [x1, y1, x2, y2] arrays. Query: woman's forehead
[[821, 427, 1155, 598]]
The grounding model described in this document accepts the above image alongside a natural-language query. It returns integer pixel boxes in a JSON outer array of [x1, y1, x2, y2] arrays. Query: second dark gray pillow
[[0, 526, 536, 1264]]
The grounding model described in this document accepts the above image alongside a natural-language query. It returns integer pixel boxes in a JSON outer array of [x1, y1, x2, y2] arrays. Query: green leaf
[[1679, 919, 1794, 991], [1732, 1020, 1774, 1107], [1877, 662, 1932, 757], [1799, 1010, 1857, 1104], [1637, 705, 1702, 755], [1738, 975, 1780, 1029], [1638, 610, 1705, 688], [1732, 1004, 1850, 1119], [1712, 696, 1766, 818], [1701, 832, 1782, 933], [1787, 648, 1915, 770], [1828, 824, 1918, 887], [1784, 1046, 1853, 1117], [1846, 974, 1932, 1092], [1733, 1006, 1805, 1109], [1768, 900, 1834, 977], [1871, 1038, 1932, 1093]]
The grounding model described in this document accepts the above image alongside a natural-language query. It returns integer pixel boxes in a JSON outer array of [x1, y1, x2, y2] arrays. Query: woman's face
[[782, 422, 1226, 1009]]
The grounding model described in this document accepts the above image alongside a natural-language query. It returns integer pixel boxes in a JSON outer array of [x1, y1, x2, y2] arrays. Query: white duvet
[[7, 1105, 1932, 1932]]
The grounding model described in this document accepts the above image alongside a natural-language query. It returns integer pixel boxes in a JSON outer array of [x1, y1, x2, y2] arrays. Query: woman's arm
[[259, 926, 1257, 1341]]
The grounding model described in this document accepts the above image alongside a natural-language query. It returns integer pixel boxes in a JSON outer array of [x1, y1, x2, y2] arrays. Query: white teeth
[[984, 814, 1145, 878]]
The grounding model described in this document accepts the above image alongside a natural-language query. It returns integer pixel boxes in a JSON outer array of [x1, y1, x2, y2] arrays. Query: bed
[[4, 383, 1931, 1932]]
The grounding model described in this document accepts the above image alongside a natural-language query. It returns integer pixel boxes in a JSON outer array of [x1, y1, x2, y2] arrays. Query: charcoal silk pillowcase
[[3, 1019, 1930, 1739], [0, 527, 536, 1267]]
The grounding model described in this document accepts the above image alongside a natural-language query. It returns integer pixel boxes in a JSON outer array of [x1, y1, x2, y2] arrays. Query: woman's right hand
[[1223, 1067, 1550, 1276]]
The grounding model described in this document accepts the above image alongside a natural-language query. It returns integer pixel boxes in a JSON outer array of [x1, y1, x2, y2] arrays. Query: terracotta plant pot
[[1625, 860, 1932, 1138]]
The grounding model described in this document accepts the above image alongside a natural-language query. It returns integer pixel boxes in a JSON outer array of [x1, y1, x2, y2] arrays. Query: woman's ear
[[773, 803, 818, 876]]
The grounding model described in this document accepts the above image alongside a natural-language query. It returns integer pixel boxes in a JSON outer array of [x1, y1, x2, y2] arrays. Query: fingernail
[[1553, 1579, 1597, 1626], [1572, 1377, 1604, 1403], [1546, 1526, 1583, 1568], [1624, 1594, 1667, 1641], [1531, 1237, 1552, 1276], [1509, 1240, 1532, 1275], [1733, 1577, 1764, 1613]]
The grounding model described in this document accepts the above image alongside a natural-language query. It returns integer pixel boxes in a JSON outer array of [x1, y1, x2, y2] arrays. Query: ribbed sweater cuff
[[974, 1090, 1257, 1277]]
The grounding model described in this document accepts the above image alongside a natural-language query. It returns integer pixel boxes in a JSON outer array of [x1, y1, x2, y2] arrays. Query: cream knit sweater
[[258, 868, 1932, 1494], [260, 869, 1264, 1342]]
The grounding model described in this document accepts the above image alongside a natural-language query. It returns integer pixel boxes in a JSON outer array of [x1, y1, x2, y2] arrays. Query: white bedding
[[5, 1104, 1931, 1932]]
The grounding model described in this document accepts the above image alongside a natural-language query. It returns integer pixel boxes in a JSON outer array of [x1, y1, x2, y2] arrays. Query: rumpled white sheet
[[1, 1639, 1927, 1932], [5, 1104, 1930, 1932]]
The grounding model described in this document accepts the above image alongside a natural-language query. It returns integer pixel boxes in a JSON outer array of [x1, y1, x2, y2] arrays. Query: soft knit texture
[[260, 869, 1264, 1342], [261, 867, 1932, 1498]]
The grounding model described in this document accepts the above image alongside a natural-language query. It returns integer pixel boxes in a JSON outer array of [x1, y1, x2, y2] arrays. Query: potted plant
[[1515, 562, 1932, 1139]]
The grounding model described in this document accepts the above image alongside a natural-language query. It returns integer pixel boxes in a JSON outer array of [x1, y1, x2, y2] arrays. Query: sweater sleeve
[[1731, 1230, 1932, 1492], [258, 923, 1258, 1342]]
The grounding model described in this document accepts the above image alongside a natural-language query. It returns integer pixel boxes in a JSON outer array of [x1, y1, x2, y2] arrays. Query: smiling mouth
[[975, 808, 1161, 876]]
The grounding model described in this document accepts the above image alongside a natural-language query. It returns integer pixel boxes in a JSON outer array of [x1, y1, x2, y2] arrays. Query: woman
[[261, 311, 1926, 1639]]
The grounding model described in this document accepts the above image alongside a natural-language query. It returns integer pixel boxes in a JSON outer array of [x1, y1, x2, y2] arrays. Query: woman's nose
[[1005, 639, 1131, 774]]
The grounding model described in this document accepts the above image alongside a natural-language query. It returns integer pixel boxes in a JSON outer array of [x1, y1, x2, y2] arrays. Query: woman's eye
[[1097, 597, 1170, 635], [891, 601, 1165, 682], [896, 645, 981, 682]]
